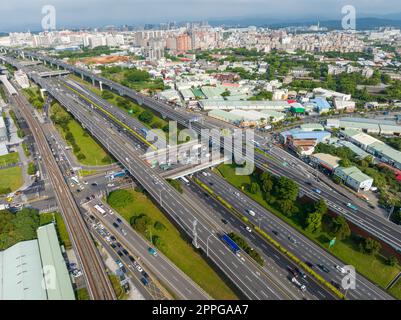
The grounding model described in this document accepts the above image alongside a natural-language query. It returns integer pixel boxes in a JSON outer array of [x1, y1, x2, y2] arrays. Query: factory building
[[326, 118, 401, 135], [199, 99, 290, 111], [0, 223, 75, 300], [310, 153, 341, 172], [334, 166, 374, 192]]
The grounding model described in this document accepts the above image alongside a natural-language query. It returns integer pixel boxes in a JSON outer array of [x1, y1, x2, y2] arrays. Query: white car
[[335, 265, 346, 274], [136, 265, 143, 272], [246, 226, 252, 233], [248, 210, 256, 217]]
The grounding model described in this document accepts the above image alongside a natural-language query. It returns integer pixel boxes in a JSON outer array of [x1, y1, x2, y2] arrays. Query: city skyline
[[2, 0, 401, 32]]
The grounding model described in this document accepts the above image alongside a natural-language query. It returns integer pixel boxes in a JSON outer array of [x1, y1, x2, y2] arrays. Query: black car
[[305, 261, 314, 268], [128, 255, 135, 263], [116, 242, 122, 247], [295, 267, 307, 279], [110, 235, 116, 241], [331, 280, 341, 290], [122, 249, 129, 255], [141, 271, 149, 278], [111, 243, 117, 249], [272, 230, 279, 236], [112, 222, 119, 228], [221, 219, 228, 225], [209, 182, 214, 186], [116, 218, 122, 224], [287, 267, 298, 277], [89, 215, 95, 220], [117, 251, 123, 257], [317, 264, 330, 273], [91, 182, 98, 186]]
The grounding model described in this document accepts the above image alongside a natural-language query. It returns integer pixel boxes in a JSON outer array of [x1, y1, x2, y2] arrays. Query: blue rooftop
[[311, 97, 331, 111]]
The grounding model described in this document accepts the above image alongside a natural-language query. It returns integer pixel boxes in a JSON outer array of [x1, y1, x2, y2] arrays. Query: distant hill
[[210, 16, 401, 30]]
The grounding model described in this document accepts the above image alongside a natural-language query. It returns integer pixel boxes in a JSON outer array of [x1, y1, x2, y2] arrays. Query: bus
[[180, 176, 190, 185], [221, 234, 241, 254], [94, 205, 106, 215]]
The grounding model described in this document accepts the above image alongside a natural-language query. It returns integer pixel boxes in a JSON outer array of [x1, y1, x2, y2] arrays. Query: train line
[[12, 93, 116, 300]]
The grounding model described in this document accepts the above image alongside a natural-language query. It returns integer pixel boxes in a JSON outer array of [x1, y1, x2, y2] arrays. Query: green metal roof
[[0, 240, 47, 300], [37, 223, 75, 300]]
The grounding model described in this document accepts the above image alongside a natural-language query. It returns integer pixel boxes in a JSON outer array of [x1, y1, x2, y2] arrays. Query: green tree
[[333, 215, 351, 240], [305, 211, 323, 233], [260, 171, 274, 194], [132, 214, 152, 234], [360, 237, 381, 255], [138, 110, 154, 124], [250, 182, 260, 194], [386, 255, 398, 267]]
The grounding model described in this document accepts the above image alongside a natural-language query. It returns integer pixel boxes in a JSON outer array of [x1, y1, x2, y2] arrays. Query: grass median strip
[[193, 176, 345, 299], [216, 163, 401, 299]]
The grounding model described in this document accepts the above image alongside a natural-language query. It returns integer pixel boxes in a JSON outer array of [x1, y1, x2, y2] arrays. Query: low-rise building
[[199, 99, 290, 111], [333, 99, 356, 112], [311, 153, 341, 172], [334, 166, 374, 191]]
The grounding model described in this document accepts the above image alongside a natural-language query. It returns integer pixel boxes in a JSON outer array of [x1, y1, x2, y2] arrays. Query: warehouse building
[[280, 129, 331, 144], [0, 240, 47, 300], [311, 97, 331, 114], [199, 99, 290, 111], [37, 223, 75, 300], [0, 223, 75, 300], [313, 87, 352, 101], [334, 166, 374, 191], [311, 153, 341, 172], [326, 118, 401, 135], [299, 123, 325, 131], [341, 129, 401, 170], [208, 109, 285, 127]]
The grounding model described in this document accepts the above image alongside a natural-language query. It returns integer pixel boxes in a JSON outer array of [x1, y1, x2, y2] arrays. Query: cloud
[[0, 0, 400, 32]]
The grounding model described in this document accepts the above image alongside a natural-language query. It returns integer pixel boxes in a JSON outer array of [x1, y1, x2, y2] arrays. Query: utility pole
[[192, 219, 200, 249]]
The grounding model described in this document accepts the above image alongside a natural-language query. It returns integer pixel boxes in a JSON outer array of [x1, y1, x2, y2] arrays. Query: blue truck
[[141, 128, 149, 136], [347, 203, 358, 211], [111, 171, 126, 179], [221, 234, 241, 254]]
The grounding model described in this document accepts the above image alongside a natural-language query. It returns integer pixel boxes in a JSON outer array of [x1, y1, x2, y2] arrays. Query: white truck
[[291, 277, 306, 292]]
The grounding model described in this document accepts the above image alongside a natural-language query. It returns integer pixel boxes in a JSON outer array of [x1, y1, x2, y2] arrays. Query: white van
[[248, 210, 256, 217]]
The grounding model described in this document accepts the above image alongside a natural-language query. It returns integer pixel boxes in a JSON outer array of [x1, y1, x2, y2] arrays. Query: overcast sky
[[1, 0, 401, 32]]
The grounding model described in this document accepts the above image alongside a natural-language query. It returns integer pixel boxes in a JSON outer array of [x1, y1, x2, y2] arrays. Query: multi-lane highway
[[26, 75, 303, 300], [11, 92, 116, 300], [3, 50, 397, 300], [194, 170, 394, 300]]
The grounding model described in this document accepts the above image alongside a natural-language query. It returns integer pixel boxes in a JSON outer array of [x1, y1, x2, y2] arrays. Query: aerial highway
[[11, 92, 116, 300], [26, 74, 300, 300], [194, 171, 394, 300], [3, 51, 398, 299]]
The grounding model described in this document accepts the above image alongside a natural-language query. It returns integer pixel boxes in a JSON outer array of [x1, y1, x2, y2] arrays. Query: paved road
[[195, 170, 394, 300], [12, 92, 116, 300], [181, 178, 335, 300]]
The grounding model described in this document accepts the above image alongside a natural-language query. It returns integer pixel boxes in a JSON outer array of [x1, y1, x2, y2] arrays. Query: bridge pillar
[[92, 78, 95, 86], [99, 81, 103, 92], [81, 73, 84, 80]]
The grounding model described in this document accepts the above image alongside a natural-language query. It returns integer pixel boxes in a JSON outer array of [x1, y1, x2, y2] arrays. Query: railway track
[[12, 93, 116, 300]]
